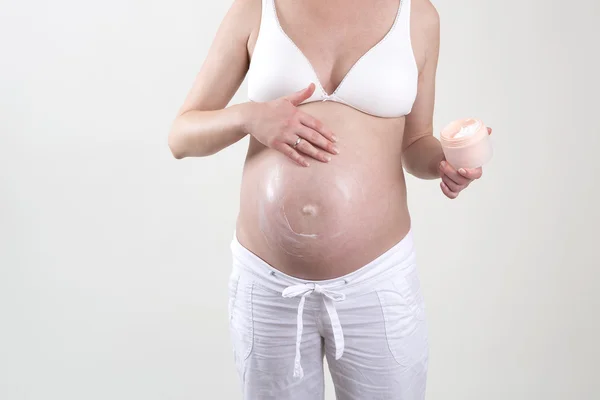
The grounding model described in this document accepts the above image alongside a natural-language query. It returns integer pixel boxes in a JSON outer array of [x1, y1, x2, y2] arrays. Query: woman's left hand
[[438, 127, 492, 199]]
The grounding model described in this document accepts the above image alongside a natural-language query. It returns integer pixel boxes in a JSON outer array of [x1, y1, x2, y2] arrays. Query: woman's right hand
[[247, 83, 340, 167]]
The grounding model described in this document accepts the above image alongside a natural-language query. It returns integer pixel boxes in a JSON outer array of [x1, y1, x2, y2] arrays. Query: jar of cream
[[440, 118, 493, 169]]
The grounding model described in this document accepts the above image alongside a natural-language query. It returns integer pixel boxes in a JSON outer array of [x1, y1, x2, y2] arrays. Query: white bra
[[247, 0, 418, 118]]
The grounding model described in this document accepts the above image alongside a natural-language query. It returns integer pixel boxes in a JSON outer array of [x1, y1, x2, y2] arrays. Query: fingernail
[[459, 168, 466, 175], [332, 134, 338, 142], [440, 161, 446, 168], [332, 146, 339, 154], [324, 155, 331, 162], [303, 160, 310, 167]]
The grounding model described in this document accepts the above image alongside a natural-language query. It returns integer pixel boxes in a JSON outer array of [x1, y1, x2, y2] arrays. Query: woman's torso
[[236, 0, 421, 280]]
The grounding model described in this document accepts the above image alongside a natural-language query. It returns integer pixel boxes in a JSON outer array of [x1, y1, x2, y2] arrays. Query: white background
[[2, 0, 599, 399]]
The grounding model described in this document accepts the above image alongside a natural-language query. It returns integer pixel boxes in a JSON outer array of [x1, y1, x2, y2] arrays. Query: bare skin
[[168, 0, 488, 280]]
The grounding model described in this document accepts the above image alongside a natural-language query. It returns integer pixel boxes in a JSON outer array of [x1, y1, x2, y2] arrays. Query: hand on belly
[[238, 102, 409, 276]]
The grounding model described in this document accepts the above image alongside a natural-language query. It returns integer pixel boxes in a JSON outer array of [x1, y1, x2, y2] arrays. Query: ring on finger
[[292, 136, 302, 148]]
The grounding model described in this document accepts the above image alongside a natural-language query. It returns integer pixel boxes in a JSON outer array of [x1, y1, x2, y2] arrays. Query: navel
[[301, 204, 319, 216]]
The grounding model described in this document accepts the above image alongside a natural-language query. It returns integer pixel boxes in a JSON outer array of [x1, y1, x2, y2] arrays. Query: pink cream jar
[[440, 118, 493, 169]]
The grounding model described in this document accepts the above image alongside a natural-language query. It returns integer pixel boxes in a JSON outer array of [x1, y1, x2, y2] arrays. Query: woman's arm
[[168, 0, 338, 165], [401, 0, 441, 179], [168, 0, 259, 159], [402, 1, 492, 198]]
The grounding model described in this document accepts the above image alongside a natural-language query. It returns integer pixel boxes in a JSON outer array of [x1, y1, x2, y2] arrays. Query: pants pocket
[[376, 266, 428, 367], [228, 268, 255, 377]]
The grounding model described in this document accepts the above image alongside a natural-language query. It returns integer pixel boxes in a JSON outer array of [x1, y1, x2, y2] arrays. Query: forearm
[[168, 102, 256, 159], [402, 135, 445, 179]]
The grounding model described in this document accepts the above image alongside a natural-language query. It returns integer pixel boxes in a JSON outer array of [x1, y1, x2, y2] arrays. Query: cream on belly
[[256, 161, 379, 258]]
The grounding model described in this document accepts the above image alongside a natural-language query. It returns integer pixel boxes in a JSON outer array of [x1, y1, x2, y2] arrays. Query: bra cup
[[333, 37, 418, 117], [247, 17, 322, 103], [248, 0, 418, 118]]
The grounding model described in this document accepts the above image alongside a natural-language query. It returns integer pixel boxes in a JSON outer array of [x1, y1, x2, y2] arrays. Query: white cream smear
[[256, 161, 374, 258], [454, 119, 481, 138]]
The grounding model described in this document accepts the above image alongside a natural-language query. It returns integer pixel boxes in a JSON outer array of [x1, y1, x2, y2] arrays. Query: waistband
[[230, 229, 417, 296]]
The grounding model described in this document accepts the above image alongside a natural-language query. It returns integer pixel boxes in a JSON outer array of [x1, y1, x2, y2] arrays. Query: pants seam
[[243, 282, 255, 361], [375, 289, 403, 367]]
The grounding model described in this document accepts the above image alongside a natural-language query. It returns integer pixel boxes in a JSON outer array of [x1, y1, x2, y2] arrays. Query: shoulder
[[409, 0, 440, 71], [411, 0, 440, 39], [228, 0, 262, 17], [220, 0, 262, 38]]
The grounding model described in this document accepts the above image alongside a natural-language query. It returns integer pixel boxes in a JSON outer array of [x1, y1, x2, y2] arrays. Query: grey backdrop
[[1, 0, 599, 399]]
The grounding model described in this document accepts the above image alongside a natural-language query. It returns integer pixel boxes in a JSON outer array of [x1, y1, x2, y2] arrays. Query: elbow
[[167, 114, 218, 159], [170, 148, 185, 160], [401, 156, 417, 177], [167, 117, 189, 159], [400, 143, 418, 176], [168, 127, 187, 159], [167, 128, 216, 159]]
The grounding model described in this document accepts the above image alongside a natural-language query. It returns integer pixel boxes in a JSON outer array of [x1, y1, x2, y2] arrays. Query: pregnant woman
[[168, 0, 489, 398]]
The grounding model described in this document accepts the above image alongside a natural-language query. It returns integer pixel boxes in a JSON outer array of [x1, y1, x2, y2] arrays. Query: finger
[[440, 181, 458, 199], [441, 174, 466, 193], [294, 136, 332, 163], [457, 167, 483, 180], [487, 127, 492, 135], [285, 83, 316, 106], [296, 125, 339, 155], [299, 112, 338, 143], [273, 141, 310, 167], [439, 161, 470, 185]]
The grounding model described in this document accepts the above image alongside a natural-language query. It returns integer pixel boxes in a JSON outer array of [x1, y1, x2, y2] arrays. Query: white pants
[[228, 230, 429, 400]]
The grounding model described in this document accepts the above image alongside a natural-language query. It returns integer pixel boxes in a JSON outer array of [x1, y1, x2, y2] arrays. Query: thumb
[[285, 82, 316, 106]]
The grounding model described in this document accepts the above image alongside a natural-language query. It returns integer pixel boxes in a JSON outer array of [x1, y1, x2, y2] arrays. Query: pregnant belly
[[257, 160, 379, 258], [237, 103, 410, 278]]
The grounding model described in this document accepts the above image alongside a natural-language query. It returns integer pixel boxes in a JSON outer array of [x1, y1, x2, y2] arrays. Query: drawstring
[[281, 282, 346, 379]]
